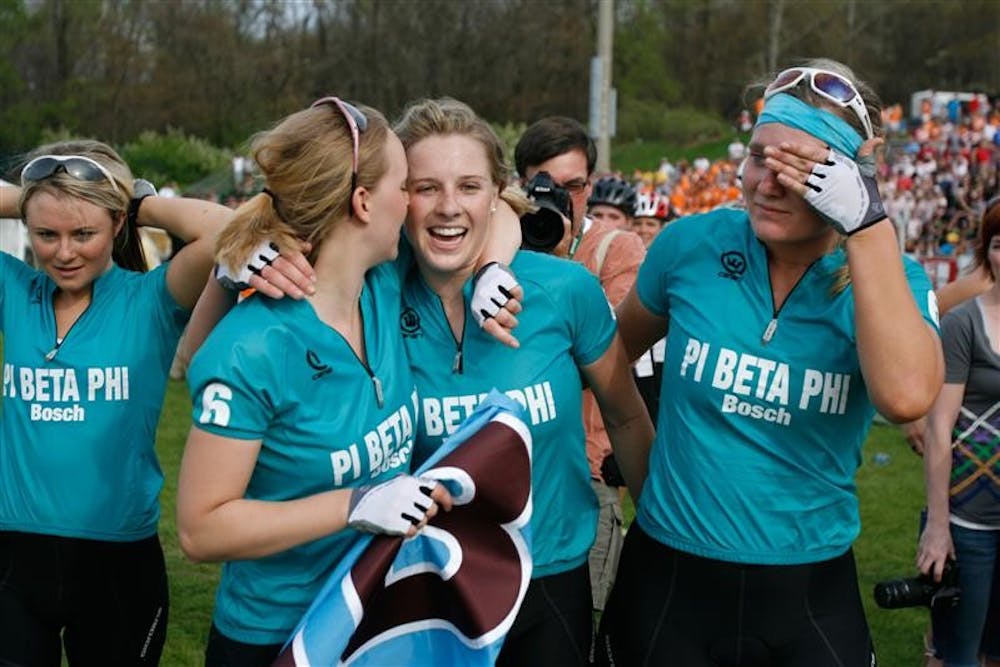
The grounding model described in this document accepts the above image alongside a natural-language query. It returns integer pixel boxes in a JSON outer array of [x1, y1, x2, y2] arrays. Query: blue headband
[[756, 93, 863, 158]]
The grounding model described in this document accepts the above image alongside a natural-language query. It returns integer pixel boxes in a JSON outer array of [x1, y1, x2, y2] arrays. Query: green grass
[[154, 380, 930, 665]]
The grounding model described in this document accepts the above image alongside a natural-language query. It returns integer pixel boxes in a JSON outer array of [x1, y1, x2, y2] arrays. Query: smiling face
[[742, 123, 836, 249], [24, 190, 120, 298], [631, 216, 663, 246], [404, 134, 499, 287]]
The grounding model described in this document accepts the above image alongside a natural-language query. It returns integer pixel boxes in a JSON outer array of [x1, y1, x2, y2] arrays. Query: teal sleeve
[[0, 252, 35, 332], [635, 220, 680, 317], [188, 313, 282, 440]]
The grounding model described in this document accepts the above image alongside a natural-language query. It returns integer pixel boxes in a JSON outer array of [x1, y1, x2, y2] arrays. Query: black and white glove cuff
[[215, 241, 280, 291]]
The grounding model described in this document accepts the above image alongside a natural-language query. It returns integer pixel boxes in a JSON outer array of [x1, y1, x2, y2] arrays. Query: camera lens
[[520, 207, 565, 253], [873, 577, 934, 609]]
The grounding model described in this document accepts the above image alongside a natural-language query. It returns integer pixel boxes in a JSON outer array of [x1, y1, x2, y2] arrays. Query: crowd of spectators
[[605, 93, 999, 289], [879, 96, 999, 273]]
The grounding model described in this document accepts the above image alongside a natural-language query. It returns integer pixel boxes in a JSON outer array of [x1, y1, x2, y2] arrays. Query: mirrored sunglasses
[[21, 154, 121, 194], [764, 67, 874, 140]]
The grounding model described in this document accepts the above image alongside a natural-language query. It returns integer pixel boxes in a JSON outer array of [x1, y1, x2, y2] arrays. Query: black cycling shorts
[[595, 524, 876, 667], [497, 562, 593, 667], [0, 530, 168, 667]]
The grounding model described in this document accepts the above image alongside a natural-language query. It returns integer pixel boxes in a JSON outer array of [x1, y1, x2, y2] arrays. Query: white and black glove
[[803, 148, 886, 236], [471, 262, 518, 327], [347, 475, 436, 535], [215, 240, 280, 291]]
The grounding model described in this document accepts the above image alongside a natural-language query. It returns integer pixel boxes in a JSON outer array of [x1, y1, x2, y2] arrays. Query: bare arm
[[0, 185, 21, 218], [176, 427, 450, 562], [615, 286, 669, 364], [916, 383, 962, 581], [581, 333, 654, 502], [176, 428, 355, 561], [896, 266, 990, 448], [848, 220, 943, 421], [477, 195, 522, 272], [936, 266, 993, 315], [137, 196, 232, 309], [476, 197, 524, 347]]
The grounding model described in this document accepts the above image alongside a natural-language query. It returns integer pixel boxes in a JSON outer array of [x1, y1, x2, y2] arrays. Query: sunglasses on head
[[310, 96, 368, 197], [764, 67, 875, 141], [20, 154, 121, 194]]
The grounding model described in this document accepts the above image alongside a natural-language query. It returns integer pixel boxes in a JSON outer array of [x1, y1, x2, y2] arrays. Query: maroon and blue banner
[[274, 391, 533, 667]]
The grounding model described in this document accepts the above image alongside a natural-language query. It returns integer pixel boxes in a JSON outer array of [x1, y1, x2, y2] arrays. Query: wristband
[[803, 149, 886, 235], [127, 178, 157, 228]]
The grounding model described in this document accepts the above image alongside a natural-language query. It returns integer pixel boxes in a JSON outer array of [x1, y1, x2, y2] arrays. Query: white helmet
[[634, 193, 672, 221]]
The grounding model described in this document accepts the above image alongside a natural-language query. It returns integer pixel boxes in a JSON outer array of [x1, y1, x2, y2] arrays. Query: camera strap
[[568, 217, 592, 260], [594, 229, 623, 276]]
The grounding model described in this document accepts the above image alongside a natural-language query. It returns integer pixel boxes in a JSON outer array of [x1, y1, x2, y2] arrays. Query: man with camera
[[514, 117, 647, 614]]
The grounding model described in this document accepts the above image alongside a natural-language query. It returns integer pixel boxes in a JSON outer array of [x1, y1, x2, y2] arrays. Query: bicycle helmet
[[588, 177, 637, 216], [634, 192, 672, 221]]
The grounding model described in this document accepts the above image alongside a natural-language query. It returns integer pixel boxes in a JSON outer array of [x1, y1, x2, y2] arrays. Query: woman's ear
[[351, 186, 371, 223]]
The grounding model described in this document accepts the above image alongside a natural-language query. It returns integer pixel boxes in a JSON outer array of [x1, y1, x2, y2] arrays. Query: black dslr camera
[[873, 560, 960, 610], [520, 171, 573, 253]]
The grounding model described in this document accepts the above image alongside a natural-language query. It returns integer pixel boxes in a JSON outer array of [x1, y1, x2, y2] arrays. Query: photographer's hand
[[916, 523, 955, 583], [551, 213, 573, 258]]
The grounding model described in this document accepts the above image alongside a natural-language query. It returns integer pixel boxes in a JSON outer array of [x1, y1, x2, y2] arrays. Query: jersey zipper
[[46, 298, 91, 362], [761, 257, 820, 345], [327, 309, 384, 408], [434, 291, 466, 374]]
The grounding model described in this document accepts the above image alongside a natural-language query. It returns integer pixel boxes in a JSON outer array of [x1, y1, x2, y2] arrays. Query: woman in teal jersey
[[176, 98, 452, 667], [0, 140, 226, 665], [596, 58, 944, 666], [394, 97, 653, 667]]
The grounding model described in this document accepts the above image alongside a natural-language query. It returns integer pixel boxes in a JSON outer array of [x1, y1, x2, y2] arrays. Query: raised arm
[[0, 185, 21, 218], [136, 196, 232, 309], [848, 220, 943, 421]]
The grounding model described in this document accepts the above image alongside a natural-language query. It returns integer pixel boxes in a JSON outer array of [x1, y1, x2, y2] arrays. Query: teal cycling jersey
[[402, 251, 616, 577], [635, 210, 938, 565], [188, 261, 418, 645], [0, 256, 188, 541]]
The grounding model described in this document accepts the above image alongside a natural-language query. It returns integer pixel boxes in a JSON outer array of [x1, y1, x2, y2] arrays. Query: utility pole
[[595, 0, 614, 174]]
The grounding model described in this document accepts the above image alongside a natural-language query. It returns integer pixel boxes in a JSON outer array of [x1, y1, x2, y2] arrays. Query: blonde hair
[[394, 97, 510, 188], [19, 139, 148, 272], [749, 58, 885, 296], [216, 101, 390, 270]]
